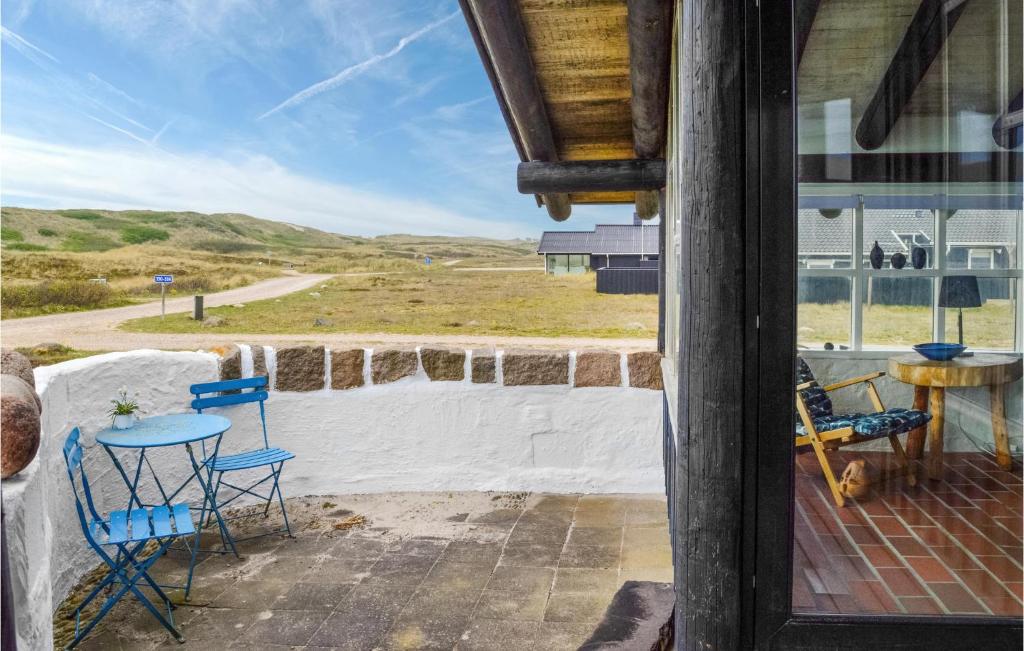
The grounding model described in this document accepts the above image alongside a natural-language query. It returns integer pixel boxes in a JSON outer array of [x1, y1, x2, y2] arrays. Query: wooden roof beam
[[993, 91, 1023, 150], [460, 0, 571, 221], [627, 0, 672, 219], [795, 0, 823, 66], [518, 159, 666, 194], [855, 0, 969, 151]]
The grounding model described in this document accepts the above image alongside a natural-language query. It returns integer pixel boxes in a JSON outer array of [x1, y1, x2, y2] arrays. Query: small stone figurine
[[869, 241, 884, 269]]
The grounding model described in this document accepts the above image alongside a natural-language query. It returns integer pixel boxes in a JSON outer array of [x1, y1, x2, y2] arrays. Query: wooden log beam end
[[635, 191, 660, 219], [544, 194, 572, 221]]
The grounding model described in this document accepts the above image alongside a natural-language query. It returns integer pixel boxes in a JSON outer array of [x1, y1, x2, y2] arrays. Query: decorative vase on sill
[[911, 246, 927, 269], [869, 241, 884, 269], [891, 251, 907, 269], [112, 414, 135, 430]]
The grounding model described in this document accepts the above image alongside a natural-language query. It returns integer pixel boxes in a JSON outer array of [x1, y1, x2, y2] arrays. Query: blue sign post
[[154, 275, 173, 318]]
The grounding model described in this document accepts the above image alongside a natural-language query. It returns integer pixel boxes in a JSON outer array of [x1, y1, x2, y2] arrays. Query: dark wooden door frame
[[748, 1, 1023, 649]]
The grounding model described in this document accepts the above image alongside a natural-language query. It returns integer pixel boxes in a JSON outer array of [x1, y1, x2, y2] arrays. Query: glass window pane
[[861, 277, 933, 349], [946, 210, 1020, 271], [863, 209, 934, 269], [799, 208, 853, 269], [798, 276, 851, 350], [944, 279, 1018, 350]]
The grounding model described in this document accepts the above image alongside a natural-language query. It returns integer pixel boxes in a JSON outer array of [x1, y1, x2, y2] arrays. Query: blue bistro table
[[96, 413, 232, 598]]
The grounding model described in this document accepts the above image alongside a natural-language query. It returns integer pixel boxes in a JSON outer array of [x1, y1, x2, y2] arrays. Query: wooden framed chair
[[796, 358, 927, 507]]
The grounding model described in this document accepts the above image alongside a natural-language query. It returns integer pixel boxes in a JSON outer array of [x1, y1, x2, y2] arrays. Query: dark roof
[[799, 210, 1018, 256], [537, 224, 660, 255]]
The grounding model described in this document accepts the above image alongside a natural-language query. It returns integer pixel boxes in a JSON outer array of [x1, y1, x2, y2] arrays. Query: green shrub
[[38, 228, 58, 237], [59, 210, 105, 221], [120, 225, 170, 244], [6, 242, 49, 251], [60, 231, 119, 252], [1, 279, 112, 308], [1, 226, 24, 241]]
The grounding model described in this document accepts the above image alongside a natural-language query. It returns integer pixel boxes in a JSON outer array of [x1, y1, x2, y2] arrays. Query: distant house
[[537, 222, 660, 275]]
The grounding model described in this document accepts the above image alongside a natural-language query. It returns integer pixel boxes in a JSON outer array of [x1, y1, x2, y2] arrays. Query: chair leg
[[886, 433, 917, 487], [271, 463, 293, 537], [809, 437, 845, 507]]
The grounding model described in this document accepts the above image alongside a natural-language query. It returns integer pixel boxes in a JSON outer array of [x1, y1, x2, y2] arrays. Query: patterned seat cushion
[[796, 358, 833, 419], [796, 408, 931, 438]]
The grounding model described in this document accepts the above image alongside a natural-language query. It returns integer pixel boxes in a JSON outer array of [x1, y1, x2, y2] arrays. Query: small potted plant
[[108, 388, 140, 430]]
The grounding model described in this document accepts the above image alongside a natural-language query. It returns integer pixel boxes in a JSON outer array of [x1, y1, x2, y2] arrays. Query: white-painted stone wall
[[2, 348, 663, 648]]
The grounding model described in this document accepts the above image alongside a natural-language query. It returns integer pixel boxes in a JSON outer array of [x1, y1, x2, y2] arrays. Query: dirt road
[[1, 272, 335, 349]]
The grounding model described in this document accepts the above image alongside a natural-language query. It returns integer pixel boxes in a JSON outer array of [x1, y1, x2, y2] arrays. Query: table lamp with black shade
[[939, 275, 983, 351]]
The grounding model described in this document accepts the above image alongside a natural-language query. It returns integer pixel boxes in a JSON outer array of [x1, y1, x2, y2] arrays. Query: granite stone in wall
[[503, 350, 569, 386], [331, 348, 365, 390], [627, 352, 663, 390], [421, 348, 465, 381], [276, 345, 326, 392], [574, 351, 622, 387], [471, 349, 496, 384], [372, 348, 418, 384]]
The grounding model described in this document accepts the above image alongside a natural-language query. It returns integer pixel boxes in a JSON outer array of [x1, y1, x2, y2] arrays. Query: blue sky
[[0, 0, 631, 239]]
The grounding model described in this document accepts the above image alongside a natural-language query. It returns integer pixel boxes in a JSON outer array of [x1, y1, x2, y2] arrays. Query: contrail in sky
[[258, 11, 458, 120]]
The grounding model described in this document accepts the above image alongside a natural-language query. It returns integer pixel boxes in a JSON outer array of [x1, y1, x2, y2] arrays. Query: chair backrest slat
[[190, 375, 272, 449], [191, 390, 268, 411], [63, 427, 106, 544], [189, 376, 268, 395], [796, 358, 834, 421]]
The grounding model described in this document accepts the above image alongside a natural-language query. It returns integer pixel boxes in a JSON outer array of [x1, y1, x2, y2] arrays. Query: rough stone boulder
[[210, 344, 242, 382], [627, 352, 663, 390], [502, 350, 569, 386], [276, 345, 326, 392], [249, 344, 268, 378], [331, 349, 365, 389], [420, 348, 465, 381], [574, 351, 622, 387], [371, 349, 418, 384], [471, 349, 496, 384], [1, 373, 41, 479], [1, 348, 35, 389]]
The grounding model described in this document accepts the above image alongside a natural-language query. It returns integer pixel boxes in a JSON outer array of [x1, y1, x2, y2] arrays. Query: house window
[[797, 203, 1022, 352]]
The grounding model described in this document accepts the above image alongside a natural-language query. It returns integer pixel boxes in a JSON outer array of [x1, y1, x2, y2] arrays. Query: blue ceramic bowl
[[913, 342, 966, 361]]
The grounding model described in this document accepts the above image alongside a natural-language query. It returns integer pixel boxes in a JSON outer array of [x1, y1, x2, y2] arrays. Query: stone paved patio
[[63, 492, 672, 650]]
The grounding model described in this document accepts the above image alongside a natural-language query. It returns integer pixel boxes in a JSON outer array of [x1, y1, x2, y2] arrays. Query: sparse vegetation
[[1, 279, 122, 316], [1, 226, 24, 241], [16, 343, 105, 367], [6, 242, 49, 251], [61, 231, 119, 252], [38, 227, 58, 237], [120, 225, 170, 244], [124, 269, 658, 338]]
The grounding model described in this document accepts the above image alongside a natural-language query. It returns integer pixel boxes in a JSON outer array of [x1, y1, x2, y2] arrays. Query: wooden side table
[[888, 354, 1023, 479]]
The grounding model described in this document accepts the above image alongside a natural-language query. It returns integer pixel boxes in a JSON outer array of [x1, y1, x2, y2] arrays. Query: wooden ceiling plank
[[461, 0, 571, 220]]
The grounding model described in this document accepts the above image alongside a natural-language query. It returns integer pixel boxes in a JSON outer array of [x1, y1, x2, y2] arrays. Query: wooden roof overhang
[[461, 0, 1022, 222], [459, 0, 672, 221]]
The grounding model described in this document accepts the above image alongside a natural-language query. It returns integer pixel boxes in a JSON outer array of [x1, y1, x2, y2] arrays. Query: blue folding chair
[[62, 428, 193, 648], [189, 376, 294, 552]]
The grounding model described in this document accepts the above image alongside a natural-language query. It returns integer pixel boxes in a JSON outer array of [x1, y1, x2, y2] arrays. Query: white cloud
[[258, 11, 459, 120], [1, 26, 59, 64], [0, 134, 528, 239]]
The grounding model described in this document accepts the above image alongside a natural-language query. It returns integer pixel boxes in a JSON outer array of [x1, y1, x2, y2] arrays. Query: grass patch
[[120, 225, 170, 244], [61, 231, 119, 252], [15, 344, 106, 367], [123, 270, 659, 338], [1, 279, 134, 317], [1, 226, 24, 241], [5, 242, 49, 251], [58, 209, 105, 221], [38, 227, 58, 237], [798, 301, 1017, 350]]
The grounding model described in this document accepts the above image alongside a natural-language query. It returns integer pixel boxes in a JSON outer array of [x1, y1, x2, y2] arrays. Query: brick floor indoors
[[61, 492, 672, 650], [794, 451, 1023, 617]]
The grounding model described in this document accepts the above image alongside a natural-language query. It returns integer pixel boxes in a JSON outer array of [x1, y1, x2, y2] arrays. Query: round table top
[[96, 414, 231, 448], [888, 353, 1023, 388]]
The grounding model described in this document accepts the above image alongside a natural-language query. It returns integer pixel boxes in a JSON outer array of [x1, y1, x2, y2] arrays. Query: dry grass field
[[798, 301, 1017, 350], [123, 269, 660, 339]]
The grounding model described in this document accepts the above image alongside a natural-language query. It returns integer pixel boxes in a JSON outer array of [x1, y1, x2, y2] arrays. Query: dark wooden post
[[673, 1, 747, 648]]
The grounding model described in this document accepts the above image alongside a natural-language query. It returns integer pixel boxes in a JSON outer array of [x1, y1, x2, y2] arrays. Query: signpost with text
[[154, 274, 173, 318]]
